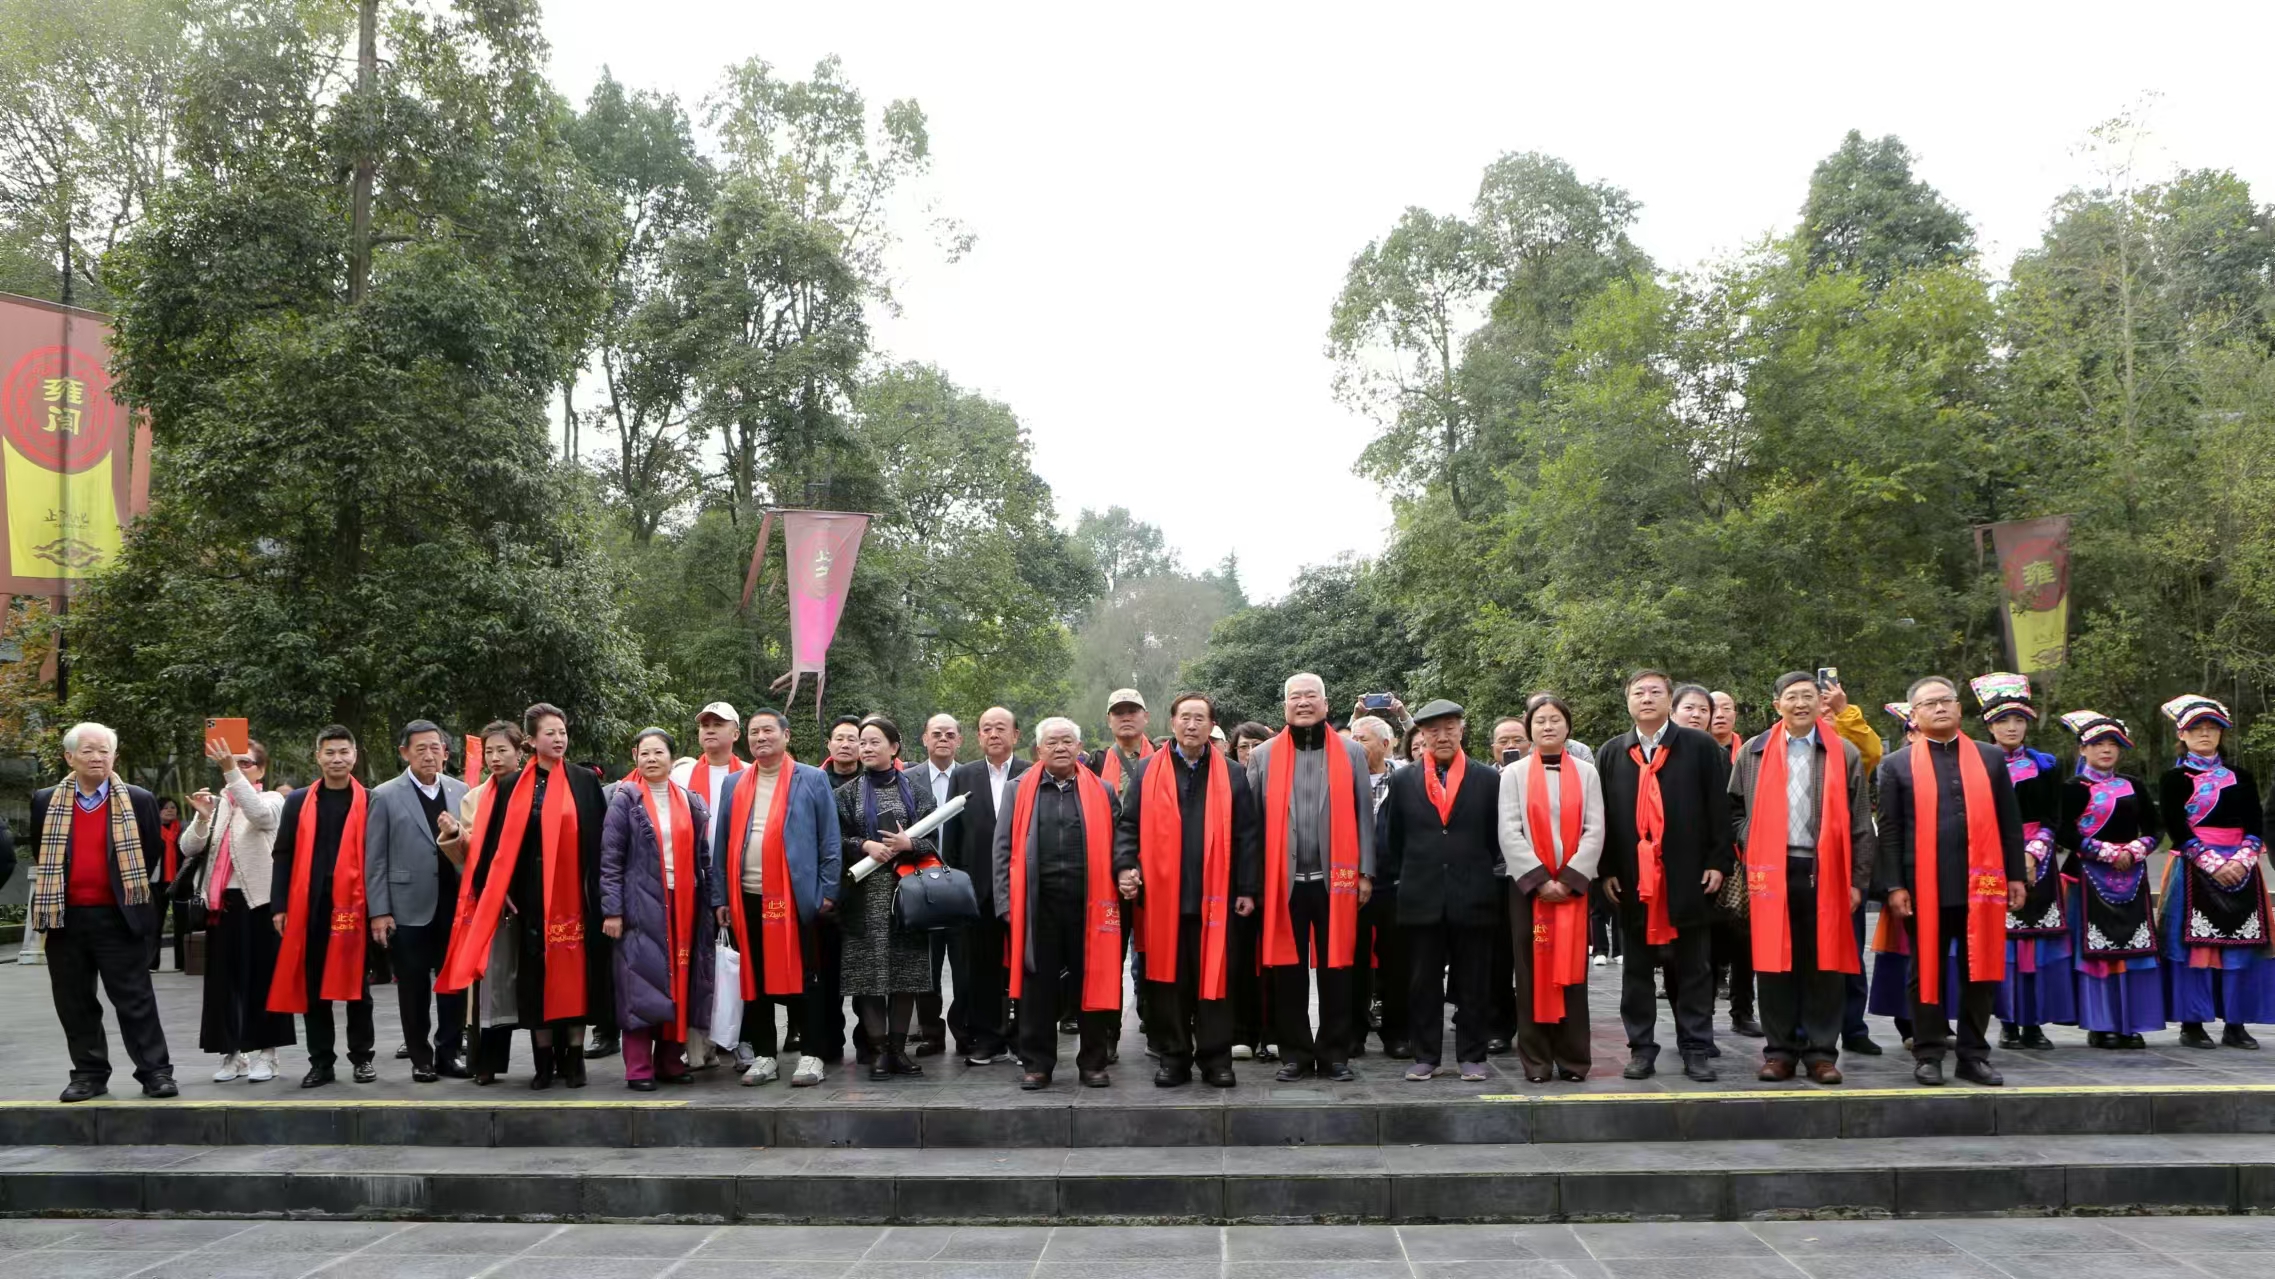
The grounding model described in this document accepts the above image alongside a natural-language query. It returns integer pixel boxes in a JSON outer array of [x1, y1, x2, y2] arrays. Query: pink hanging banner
[[781, 510, 869, 714]]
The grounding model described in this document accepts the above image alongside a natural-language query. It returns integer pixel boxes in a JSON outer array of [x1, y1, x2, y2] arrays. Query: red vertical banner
[[1986, 516, 2073, 678], [463, 734, 483, 787], [781, 511, 869, 714], [0, 292, 149, 594]]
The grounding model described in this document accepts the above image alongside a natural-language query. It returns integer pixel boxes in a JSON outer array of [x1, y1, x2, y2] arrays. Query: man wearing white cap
[[1086, 690, 1156, 1045], [671, 702, 748, 819]]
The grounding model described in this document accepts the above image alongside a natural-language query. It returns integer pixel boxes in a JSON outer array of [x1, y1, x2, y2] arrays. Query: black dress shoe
[[913, 1038, 945, 1058], [886, 1050, 923, 1077], [437, 1058, 471, 1079], [869, 1057, 892, 1081], [1485, 1037, 1514, 1056], [1681, 1054, 1718, 1083], [585, 1033, 620, 1059], [395, 1042, 412, 1060], [2021, 1026, 2055, 1050], [1020, 1072, 1050, 1090], [353, 1061, 378, 1084], [1154, 1066, 1192, 1088], [1202, 1068, 1236, 1088], [412, 1066, 440, 1083], [2180, 1022, 2218, 1049], [142, 1074, 178, 1099], [2086, 1031, 2112, 1049], [1998, 1023, 2025, 1049], [300, 1065, 336, 1089], [1325, 1062, 1357, 1082], [59, 1079, 107, 1103], [2120, 1033, 2148, 1050], [1913, 1059, 1945, 1086], [1622, 1054, 1655, 1080], [1079, 1069, 1111, 1088], [1954, 1059, 2003, 1086], [1555, 1066, 1586, 1082], [1274, 1063, 1308, 1083], [1058, 1017, 1080, 1036], [1384, 1040, 1410, 1058], [1842, 1035, 1883, 1056], [1730, 1015, 1764, 1038], [2227, 1024, 2262, 1049], [628, 1078, 658, 1091]]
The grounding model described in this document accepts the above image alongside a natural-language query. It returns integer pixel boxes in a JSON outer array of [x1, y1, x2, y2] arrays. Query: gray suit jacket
[[364, 770, 470, 928], [1244, 733, 1378, 883]]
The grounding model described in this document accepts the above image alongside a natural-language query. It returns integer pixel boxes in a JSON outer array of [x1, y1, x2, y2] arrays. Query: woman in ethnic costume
[[2055, 710, 2163, 1049], [2158, 694, 2273, 1050]]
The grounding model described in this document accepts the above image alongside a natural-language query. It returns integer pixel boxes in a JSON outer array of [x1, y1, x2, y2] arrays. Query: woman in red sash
[[1499, 694, 1605, 1083], [600, 728, 715, 1090]]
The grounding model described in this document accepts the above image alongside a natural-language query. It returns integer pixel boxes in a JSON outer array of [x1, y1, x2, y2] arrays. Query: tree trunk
[[347, 0, 377, 306]]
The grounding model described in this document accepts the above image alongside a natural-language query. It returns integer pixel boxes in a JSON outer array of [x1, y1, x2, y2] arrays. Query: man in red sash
[[995, 717, 1125, 1089], [1246, 673, 1376, 1083], [1873, 675, 2028, 1087], [711, 707, 842, 1088], [1114, 693, 1261, 1087], [268, 726, 376, 1088], [1728, 673, 1876, 1085], [1598, 669, 1733, 1082]]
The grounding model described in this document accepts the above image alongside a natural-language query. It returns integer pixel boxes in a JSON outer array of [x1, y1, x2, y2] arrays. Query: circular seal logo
[[1, 344, 120, 474]]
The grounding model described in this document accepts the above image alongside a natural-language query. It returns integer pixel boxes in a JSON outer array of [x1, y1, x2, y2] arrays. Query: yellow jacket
[[1828, 704, 1884, 777]]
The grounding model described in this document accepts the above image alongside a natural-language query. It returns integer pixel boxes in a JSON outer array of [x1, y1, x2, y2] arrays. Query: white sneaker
[[740, 1056, 778, 1086], [1592, 955, 1607, 968], [733, 1042, 756, 1069], [790, 1055, 825, 1087], [1230, 1044, 1254, 1061], [212, 1053, 247, 1082], [247, 1051, 277, 1082]]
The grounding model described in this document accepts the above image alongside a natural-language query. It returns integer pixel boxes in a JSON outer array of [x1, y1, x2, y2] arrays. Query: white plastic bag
[[708, 942, 744, 1050]]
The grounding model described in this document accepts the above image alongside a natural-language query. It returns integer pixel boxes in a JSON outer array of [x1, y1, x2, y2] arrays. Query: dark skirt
[[199, 890, 296, 1055], [512, 909, 614, 1028]]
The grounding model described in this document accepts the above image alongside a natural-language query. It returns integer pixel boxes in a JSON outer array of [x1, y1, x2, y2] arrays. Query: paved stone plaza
[[1, 1216, 2273, 1278]]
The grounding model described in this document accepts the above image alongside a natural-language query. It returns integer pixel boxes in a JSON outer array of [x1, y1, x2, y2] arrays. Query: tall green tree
[[1796, 131, 1975, 290]]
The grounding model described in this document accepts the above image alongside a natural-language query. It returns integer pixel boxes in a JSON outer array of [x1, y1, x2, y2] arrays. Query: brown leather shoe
[[1757, 1058, 1796, 1082], [1806, 1061, 1844, 1085]]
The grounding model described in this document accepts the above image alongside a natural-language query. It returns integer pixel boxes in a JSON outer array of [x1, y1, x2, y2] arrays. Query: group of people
[[11, 665, 2271, 1101]]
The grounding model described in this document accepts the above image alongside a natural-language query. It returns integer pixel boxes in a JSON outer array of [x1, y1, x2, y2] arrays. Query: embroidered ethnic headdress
[[2160, 694, 2232, 732], [1882, 702, 1916, 732], [1970, 672, 2036, 723], [2058, 709, 2131, 749]]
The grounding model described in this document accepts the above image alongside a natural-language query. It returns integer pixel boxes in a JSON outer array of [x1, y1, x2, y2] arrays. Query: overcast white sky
[[541, 1, 2274, 600]]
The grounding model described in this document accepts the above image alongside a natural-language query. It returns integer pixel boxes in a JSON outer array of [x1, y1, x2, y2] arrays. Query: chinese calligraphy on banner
[[0, 293, 151, 594], [1983, 516, 2073, 678]]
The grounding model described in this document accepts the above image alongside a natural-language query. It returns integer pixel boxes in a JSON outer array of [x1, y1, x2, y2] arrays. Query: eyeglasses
[[1913, 696, 1959, 709]]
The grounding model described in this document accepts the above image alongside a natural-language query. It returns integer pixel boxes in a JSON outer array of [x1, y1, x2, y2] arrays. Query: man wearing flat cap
[[1377, 700, 1504, 1081]]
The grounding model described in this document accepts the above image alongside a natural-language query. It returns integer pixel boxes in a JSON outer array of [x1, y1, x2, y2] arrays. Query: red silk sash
[[268, 780, 370, 1012], [1138, 747, 1233, 999], [1260, 728, 1360, 969], [433, 763, 585, 1020], [1422, 751, 1466, 827], [1911, 738, 2007, 1003], [1628, 741, 1675, 944], [1526, 752, 1588, 1022], [724, 762, 803, 998], [1743, 721, 1860, 975], [688, 754, 745, 808], [638, 780, 698, 1040], [1007, 766, 1122, 1012]]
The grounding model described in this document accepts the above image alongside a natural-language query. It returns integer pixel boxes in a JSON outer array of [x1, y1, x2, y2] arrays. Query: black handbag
[[895, 864, 981, 932]]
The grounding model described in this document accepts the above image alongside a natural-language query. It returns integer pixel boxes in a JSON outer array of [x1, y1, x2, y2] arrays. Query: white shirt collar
[[410, 772, 442, 800]]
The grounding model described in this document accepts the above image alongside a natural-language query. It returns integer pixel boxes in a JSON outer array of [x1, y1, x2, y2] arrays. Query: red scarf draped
[[1744, 721, 1860, 976], [639, 780, 698, 1040], [1138, 746, 1233, 998], [160, 820, 180, 881], [268, 781, 370, 1012], [1422, 751, 1467, 826], [1526, 751, 1588, 1021], [434, 762, 586, 1021], [723, 761, 804, 997], [1911, 737, 2007, 1003], [1007, 766, 1122, 1011], [1099, 737, 1154, 792], [1261, 728, 1361, 969], [688, 754, 746, 808], [1627, 740, 1676, 944]]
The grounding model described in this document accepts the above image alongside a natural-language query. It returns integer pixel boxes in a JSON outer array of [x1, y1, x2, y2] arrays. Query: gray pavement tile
[[1410, 1265, 1614, 1279], [526, 1225, 716, 1258], [669, 1265, 852, 1279], [0, 1218, 95, 1249], [2108, 1219, 2275, 1251], [1747, 1221, 1963, 1255], [213, 1222, 413, 1254], [311, 1256, 516, 1279], [1573, 1222, 1778, 1258], [116, 1253, 327, 1279], [1226, 1224, 1405, 1260], [1222, 1266, 1417, 1279], [1037, 1225, 1223, 1259], [1927, 1221, 2154, 1255], [2168, 1257, 2275, 1279], [60, 1221, 261, 1252], [0, 1253, 163, 1279], [840, 1265, 1036, 1279], [478, 1260, 673, 1279], [1977, 1257, 2206, 1279], [1782, 1260, 2008, 1279], [857, 1228, 1052, 1262], [1396, 1225, 1592, 1261], [1595, 1261, 1806, 1279], [688, 1227, 885, 1260], [364, 1224, 565, 1255], [1031, 1265, 1221, 1279]]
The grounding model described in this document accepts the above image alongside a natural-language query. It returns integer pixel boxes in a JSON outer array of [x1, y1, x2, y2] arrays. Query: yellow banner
[[3, 436, 121, 580]]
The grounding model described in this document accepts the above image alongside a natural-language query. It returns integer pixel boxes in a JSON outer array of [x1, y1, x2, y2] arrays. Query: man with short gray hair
[[1248, 674, 1376, 1082], [29, 723, 175, 1102]]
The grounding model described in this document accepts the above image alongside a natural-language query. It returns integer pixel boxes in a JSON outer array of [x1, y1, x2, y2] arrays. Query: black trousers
[[1619, 919, 1714, 1059], [1406, 920, 1493, 1066], [919, 934, 948, 1045], [811, 915, 848, 1060], [1014, 893, 1115, 1076], [1228, 907, 1267, 1048], [300, 928, 375, 1069], [1589, 889, 1623, 959], [388, 919, 463, 1070], [1904, 907, 1997, 1065], [1756, 856, 1844, 1065], [736, 892, 838, 1058], [151, 898, 192, 971], [1510, 887, 1591, 1077], [1350, 891, 1410, 1052], [49, 906, 173, 1085], [1712, 916, 1755, 1019], [1147, 914, 1236, 1074], [1269, 881, 1354, 1071], [954, 914, 1012, 1056], [1487, 880, 1518, 1039], [1842, 905, 1871, 1038]]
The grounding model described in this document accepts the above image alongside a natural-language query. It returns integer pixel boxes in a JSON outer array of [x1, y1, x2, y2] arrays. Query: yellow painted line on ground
[[1477, 1082, 2275, 1103]]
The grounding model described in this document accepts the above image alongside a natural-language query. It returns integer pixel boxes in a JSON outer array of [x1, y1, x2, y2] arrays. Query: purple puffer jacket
[[599, 782, 717, 1035]]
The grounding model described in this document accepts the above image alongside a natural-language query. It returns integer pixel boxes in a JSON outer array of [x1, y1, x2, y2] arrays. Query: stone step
[[3, 1134, 2267, 1224], [3, 1083, 2265, 1150]]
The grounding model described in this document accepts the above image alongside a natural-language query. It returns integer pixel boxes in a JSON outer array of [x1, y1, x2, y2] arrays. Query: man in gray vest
[[365, 720, 471, 1081]]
